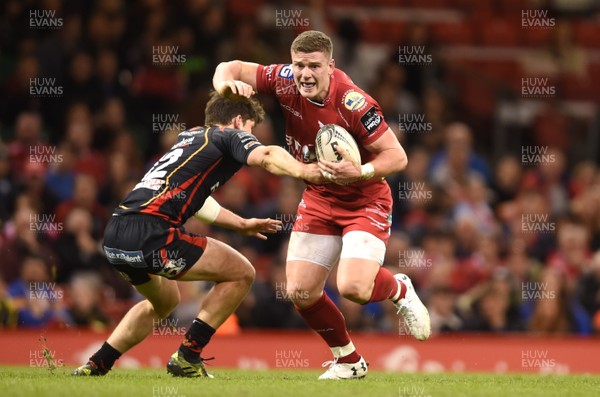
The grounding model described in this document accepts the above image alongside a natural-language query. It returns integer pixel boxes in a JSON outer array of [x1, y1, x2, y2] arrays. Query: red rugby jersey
[[256, 64, 392, 205]]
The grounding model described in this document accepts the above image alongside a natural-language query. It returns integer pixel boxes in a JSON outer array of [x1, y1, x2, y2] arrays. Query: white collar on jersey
[[306, 97, 325, 107]]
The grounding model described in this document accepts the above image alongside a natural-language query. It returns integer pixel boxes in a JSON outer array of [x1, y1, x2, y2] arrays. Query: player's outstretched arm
[[213, 61, 259, 98], [194, 196, 282, 240], [247, 145, 327, 185]]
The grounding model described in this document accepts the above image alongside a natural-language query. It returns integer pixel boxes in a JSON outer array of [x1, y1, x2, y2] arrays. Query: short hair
[[204, 90, 265, 126], [291, 30, 333, 58]]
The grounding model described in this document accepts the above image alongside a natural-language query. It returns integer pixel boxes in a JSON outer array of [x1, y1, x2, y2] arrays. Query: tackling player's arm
[[194, 196, 281, 240], [247, 145, 327, 185], [318, 127, 408, 185], [213, 61, 259, 98]]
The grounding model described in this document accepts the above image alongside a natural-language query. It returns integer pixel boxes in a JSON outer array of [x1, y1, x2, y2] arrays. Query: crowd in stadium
[[1, 0, 599, 335]]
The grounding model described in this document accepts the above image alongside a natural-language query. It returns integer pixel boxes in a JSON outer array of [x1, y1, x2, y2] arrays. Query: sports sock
[[89, 342, 121, 374], [368, 267, 406, 303], [179, 318, 215, 363], [296, 293, 361, 364]]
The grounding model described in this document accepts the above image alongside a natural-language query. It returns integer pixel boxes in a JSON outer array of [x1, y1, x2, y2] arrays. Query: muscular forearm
[[260, 145, 305, 179], [365, 147, 408, 179], [213, 61, 241, 89], [212, 207, 247, 232]]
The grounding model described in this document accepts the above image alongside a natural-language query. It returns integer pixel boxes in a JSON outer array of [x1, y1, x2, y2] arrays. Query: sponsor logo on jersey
[[104, 247, 146, 268], [172, 136, 194, 149], [133, 178, 163, 191], [265, 64, 276, 80], [278, 64, 294, 80], [360, 106, 382, 134], [180, 128, 203, 137], [342, 90, 366, 112], [282, 104, 302, 119], [244, 141, 261, 150]]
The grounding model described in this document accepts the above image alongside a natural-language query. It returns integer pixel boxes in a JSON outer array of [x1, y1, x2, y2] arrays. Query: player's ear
[[231, 115, 244, 130], [329, 58, 335, 74]]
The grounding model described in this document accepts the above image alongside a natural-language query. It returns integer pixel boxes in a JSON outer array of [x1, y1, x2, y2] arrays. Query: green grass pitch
[[0, 366, 599, 397]]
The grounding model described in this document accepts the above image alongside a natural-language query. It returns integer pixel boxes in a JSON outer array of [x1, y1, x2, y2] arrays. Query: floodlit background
[[0, 0, 599, 372]]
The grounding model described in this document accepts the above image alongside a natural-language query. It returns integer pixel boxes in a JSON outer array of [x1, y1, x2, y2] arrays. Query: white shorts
[[286, 230, 386, 271]]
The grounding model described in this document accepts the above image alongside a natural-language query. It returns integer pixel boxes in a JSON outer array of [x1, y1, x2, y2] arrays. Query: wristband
[[194, 196, 221, 223], [360, 163, 375, 180]]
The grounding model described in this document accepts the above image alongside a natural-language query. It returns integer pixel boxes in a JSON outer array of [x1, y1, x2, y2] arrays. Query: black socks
[[178, 318, 216, 363], [89, 342, 122, 374]]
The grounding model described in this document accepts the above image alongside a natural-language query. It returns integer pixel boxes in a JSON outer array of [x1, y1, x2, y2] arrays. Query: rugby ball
[[315, 124, 361, 164]]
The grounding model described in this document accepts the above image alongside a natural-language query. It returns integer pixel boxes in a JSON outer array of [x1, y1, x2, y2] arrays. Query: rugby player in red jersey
[[213, 30, 430, 379], [72, 92, 325, 378]]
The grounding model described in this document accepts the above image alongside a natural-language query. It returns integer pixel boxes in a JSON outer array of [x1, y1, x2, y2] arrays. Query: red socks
[[296, 293, 361, 364], [296, 269, 406, 365], [368, 267, 406, 303]]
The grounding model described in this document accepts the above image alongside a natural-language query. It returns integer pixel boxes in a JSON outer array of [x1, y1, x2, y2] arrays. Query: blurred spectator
[[452, 233, 501, 293], [6, 255, 64, 328], [98, 151, 135, 209], [0, 144, 15, 222], [64, 120, 107, 187], [491, 155, 523, 208], [527, 267, 591, 334], [8, 112, 47, 178], [96, 50, 129, 103], [520, 148, 569, 217], [53, 208, 104, 283], [397, 21, 440, 100], [463, 272, 522, 332], [0, 206, 54, 283], [64, 272, 109, 331], [428, 287, 462, 333], [64, 51, 101, 109], [44, 142, 77, 202], [576, 251, 600, 333], [0, 56, 40, 127], [429, 122, 492, 198], [55, 173, 107, 237], [547, 217, 593, 285], [453, 175, 497, 236]]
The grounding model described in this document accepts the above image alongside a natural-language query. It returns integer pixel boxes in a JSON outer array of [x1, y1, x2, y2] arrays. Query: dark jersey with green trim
[[114, 125, 262, 224]]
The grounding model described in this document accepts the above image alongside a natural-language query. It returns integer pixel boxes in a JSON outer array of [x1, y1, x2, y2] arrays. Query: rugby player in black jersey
[[72, 91, 324, 378]]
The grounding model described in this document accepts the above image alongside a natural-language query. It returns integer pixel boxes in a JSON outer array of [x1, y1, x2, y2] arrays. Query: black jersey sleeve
[[212, 128, 263, 165]]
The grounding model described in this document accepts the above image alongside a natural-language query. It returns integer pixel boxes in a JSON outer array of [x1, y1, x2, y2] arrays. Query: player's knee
[[237, 258, 255, 287], [286, 283, 317, 307], [338, 281, 370, 303]]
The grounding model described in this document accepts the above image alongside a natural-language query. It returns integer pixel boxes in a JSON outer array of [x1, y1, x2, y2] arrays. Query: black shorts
[[102, 213, 207, 285]]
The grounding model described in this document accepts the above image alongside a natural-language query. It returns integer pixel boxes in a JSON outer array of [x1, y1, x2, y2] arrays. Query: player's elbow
[[392, 149, 408, 173], [398, 153, 408, 172]]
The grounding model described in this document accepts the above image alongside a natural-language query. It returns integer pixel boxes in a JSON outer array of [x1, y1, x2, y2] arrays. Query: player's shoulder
[[332, 69, 379, 115], [332, 69, 387, 138]]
